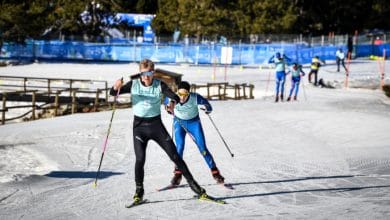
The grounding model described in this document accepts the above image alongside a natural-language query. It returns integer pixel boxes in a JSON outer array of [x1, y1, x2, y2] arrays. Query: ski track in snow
[[1, 60, 390, 219]]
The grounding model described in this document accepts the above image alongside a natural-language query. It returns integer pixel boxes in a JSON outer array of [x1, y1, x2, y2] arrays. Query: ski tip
[[222, 183, 234, 190]]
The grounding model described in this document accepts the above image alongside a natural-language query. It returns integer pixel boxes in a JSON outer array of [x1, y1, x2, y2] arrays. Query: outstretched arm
[[196, 94, 212, 113], [161, 81, 180, 103], [268, 55, 275, 64], [300, 69, 306, 77], [283, 55, 293, 65], [110, 79, 132, 96]]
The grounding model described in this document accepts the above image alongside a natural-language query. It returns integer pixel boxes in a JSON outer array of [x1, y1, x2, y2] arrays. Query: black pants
[[308, 69, 318, 86], [132, 115, 202, 193], [336, 58, 346, 72]]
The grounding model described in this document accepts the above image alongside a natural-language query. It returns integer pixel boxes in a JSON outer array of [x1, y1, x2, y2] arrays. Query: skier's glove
[[200, 107, 211, 114], [165, 101, 175, 114]]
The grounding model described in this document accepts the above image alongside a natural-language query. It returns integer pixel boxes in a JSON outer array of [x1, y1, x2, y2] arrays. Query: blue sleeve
[[268, 55, 275, 64], [283, 55, 293, 65], [284, 55, 292, 62], [163, 96, 170, 105], [196, 94, 212, 112], [300, 69, 306, 76]]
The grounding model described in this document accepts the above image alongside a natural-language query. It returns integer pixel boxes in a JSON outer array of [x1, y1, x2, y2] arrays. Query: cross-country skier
[[268, 52, 292, 102], [110, 59, 209, 204], [165, 81, 225, 186], [286, 63, 306, 101]]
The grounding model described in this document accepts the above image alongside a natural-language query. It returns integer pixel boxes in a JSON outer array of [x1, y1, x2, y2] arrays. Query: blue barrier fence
[[1, 40, 388, 65]]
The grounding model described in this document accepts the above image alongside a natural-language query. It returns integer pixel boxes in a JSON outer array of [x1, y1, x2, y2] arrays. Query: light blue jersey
[[274, 57, 288, 72], [174, 93, 199, 120], [131, 79, 162, 117]]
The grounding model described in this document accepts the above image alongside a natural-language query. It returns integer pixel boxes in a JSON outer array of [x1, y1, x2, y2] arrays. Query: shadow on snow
[[44, 171, 124, 179]]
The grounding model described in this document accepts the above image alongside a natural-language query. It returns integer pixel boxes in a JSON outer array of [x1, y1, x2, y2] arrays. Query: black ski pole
[[201, 109, 234, 158], [93, 79, 122, 188]]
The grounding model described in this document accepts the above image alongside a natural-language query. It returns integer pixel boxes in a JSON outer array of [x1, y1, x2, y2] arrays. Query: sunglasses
[[177, 91, 189, 97], [140, 71, 154, 76]]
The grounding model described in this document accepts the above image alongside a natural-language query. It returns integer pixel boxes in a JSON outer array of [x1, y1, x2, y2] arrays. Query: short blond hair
[[139, 59, 154, 71]]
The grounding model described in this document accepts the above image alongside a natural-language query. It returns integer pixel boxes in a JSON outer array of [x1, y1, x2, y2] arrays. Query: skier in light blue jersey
[[110, 59, 207, 204], [268, 52, 292, 102], [165, 81, 225, 185], [286, 63, 306, 101]]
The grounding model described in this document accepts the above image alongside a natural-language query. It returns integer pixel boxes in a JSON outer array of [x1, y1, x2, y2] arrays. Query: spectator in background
[[336, 48, 347, 72], [308, 56, 325, 86], [374, 37, 383, 45]]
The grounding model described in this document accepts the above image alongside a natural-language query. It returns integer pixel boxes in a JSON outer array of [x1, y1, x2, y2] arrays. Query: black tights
[[132, 116, 203, 194]]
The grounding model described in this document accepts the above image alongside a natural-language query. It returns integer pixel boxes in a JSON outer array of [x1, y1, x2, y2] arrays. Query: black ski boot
[[287, 96, 291, 101], [211, 167, 225, 184], [294, 96, 297, 101], [275, 96, 279, 102], [170, 168, 182, 186], [188, 180, 206, 196], [280, 94, 284, 101], [133, 184, 144, 203]]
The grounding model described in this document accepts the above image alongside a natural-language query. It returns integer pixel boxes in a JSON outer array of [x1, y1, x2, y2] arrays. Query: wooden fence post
[[242, 83, 247, 99], [47, 79, 51, 97], [218, 84, 222, 100], [249, 84, 254, 99], [69, 79, 73, 97], [223, 83, 227, 100], [72, 90, 77, 114], [54, 91, 59, 116], [32, 91, 36, 120], [2, 94, 6, 125], [207, 83, 210, 99], [94, 89, 100, 112], [235, 84, 239, 100], [105, 81, 108, 105], [23, 78, 27, 92]]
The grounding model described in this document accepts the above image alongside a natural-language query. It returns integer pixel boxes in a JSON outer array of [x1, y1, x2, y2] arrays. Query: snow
[[1, 59, 390, 219]]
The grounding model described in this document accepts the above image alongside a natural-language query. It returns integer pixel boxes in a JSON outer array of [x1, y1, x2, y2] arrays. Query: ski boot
[[275, 96, 279, 102], [294, 96, 297, 101], [280, 94, 284, 101], [133, 184, 144, 204], [188, 180, 206, 195], [287, 96, 291, 101], [170, 168, 182, 186], [211, 167, 225, 184]]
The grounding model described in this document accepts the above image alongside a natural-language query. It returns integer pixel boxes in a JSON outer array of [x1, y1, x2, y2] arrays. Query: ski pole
[[93, 78, 122, 188], [301, 78, 307, 101], [201, 109, 234, 158], [264, 71, 271, 100]]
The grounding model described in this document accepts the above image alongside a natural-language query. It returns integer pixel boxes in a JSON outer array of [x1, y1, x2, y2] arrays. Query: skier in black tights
[[110, 59, 207, 204]]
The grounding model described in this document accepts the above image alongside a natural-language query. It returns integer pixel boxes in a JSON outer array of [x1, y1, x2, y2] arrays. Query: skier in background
[[268, 52, 292, 102], [165, 81, 225, 186], [286, 63, 306, 101]]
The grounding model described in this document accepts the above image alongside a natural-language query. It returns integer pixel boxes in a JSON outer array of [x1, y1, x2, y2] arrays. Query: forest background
[[0, 0, 389, 47]]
